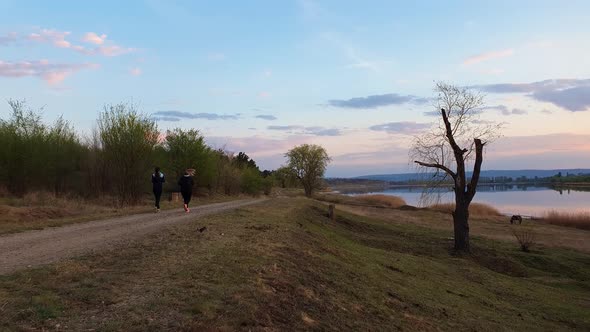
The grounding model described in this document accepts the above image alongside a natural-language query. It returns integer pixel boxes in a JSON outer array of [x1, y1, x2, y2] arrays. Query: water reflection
[[346, 185, 590, 217]]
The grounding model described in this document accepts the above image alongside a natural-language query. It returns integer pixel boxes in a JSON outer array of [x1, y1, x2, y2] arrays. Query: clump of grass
[[511, 226, 536, 252], [541, 210, 590, 230], [428, 203, 502, 217], [354, 194, 407, 208]]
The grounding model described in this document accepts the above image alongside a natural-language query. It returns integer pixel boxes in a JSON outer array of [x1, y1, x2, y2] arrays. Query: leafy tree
[[235, 152, 259, 171], [46, 116, 83, 195], [412, 82, 501, 251], [98, 103, 159, 204], [285, 144, 331, 197], [274, 166, 298, 188], [164, 128, 216, 188]]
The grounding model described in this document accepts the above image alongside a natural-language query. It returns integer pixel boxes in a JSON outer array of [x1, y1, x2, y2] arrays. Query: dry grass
[[1, 198, 589, 330], [542, 210, 590, 230], [428, 202, 502, 217], [0, 191, 241, 234], [354, 194, 407, 208], [315, 193, 407, 208]]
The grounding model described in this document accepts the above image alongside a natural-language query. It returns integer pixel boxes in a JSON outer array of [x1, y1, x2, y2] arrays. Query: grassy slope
[[0, 197, 589, 331]]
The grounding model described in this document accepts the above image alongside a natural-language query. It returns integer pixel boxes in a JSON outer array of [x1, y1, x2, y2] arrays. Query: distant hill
[[353, 169, 590, 182]]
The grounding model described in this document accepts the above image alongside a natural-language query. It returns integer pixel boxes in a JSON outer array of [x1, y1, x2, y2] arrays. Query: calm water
[[349, 185, 590, 217]]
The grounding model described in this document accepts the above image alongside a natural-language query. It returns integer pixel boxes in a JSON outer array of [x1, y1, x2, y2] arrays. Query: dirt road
[[0, 198, 266, 275]]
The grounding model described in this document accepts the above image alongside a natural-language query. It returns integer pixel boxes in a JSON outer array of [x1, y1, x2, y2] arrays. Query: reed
[[428, 202, 502, 217], [542, 210, 590, 230]]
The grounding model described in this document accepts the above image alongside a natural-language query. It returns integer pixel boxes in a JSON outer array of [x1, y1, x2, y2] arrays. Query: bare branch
[[414, 160, 456, 179]]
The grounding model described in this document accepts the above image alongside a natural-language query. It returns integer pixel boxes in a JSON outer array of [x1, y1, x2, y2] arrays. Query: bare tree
[[411, 82, 501, 251]]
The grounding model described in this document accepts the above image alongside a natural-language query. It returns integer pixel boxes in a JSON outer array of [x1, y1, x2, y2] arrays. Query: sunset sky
[[1, 0, 589, 176]]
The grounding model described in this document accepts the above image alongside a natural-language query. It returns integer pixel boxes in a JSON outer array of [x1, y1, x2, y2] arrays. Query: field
[[1, 197, 589, 331]]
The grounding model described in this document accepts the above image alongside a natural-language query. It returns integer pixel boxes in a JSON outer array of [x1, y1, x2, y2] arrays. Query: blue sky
[[1, 0, 590, 176]]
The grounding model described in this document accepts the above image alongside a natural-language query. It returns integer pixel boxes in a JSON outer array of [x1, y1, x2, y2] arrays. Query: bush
[[511, 226, 536, 252], [0, 100, 84, 196], [241, 168, 263, 196]]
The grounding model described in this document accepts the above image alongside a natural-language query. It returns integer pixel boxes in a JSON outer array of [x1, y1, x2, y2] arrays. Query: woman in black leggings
[[178, 170, 194, 212], [151, 167, 165, 212]]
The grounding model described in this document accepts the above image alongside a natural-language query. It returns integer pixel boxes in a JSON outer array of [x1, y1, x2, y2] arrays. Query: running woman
[[152, 167, 165, 212], [178, 170, 194, 212]]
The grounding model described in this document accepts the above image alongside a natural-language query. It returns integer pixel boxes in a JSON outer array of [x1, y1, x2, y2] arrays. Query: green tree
[[274, 166, 297, 188], [46, 116, 83, 195], [165, 128, 215, 188], [285, 144, 331, 197], [98, 103, 159, 204]]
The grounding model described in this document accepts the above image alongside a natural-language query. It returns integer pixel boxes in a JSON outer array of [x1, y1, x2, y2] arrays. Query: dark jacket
[[152, 172, 165, 192], [178, 175, 194, 193]]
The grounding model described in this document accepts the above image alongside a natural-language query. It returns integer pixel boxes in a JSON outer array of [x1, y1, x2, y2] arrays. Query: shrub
[[241, 167, 263, 196], [511, 226, 536, 252], [0, 100, 84, 196]]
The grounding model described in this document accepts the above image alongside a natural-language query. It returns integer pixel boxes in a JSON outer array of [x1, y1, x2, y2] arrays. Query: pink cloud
[[0, 59, 98, 85], [82, 32, 107, 45], [258, 91, 271, 98], [487, 133, 590, 158], [463, 49, 514, 65], [25, 28, 134, 57], [28, 29, 72, 48], [129, 67, 142, 76], [94, 45, 135, 56]]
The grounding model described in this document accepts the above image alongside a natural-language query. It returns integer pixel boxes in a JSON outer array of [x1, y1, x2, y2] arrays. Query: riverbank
[[1, 197, 588, 330], [328, 183, 590, 218]]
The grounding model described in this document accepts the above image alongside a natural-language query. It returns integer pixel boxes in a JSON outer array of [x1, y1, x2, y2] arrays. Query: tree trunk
[[304, 185, 312, 197], [453, 200, 470, 251]]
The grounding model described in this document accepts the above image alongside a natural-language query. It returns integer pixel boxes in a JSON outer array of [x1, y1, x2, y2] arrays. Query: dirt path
[[0, 198, 266, 275]]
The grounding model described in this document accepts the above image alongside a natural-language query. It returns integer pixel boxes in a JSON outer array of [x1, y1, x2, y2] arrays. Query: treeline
[[0, 100, 296, 203]]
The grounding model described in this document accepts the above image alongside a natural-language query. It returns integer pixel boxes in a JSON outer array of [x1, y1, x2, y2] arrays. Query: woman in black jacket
[[151, 167, 165, 212], [178, 170, 194, 212]]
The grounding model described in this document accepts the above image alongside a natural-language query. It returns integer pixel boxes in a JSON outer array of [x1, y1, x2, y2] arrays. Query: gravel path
[[0, 198, 266, 275]]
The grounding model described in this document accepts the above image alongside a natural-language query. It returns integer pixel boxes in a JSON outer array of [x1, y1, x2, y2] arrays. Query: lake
[[348, 185, 590, 217]]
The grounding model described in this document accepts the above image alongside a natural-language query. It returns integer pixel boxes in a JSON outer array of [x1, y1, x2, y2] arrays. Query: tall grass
[[428, 202, 502, 217], [315, 193, 407, 208], [355, 194, 407, 208], [542, 210, 590, 230]]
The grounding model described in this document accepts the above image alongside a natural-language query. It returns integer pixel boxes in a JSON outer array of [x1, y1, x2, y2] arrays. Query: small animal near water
[[510, 215, 523, 224]]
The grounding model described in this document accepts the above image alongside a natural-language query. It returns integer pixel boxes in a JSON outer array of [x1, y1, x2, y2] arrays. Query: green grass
[[0, 197, 588, 331]]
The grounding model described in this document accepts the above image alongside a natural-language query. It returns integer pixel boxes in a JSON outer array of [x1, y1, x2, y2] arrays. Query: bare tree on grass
[[285, 144, 331, 197], [411, 82, 501, 252]]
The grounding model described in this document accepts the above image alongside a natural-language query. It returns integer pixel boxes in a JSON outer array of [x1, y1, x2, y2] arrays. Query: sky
[[1, 0, 590, 177]]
